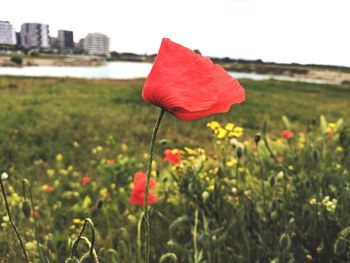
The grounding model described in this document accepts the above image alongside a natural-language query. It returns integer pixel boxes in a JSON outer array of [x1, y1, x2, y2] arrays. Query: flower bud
[[96, 199, 103, 210], [22, 200, 31, 219], [236, 144, 244, 159], [311, 118, 317, 126], [254, 133, 261, 145], [202, 191, 209, 203]]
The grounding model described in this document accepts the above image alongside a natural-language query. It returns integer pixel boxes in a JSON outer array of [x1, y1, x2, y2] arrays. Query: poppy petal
[[142, 38, 245, 120]]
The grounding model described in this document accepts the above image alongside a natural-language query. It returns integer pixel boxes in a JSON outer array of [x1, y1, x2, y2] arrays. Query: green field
[[0, 76, 349, 172], [0, 76, 350, 262]]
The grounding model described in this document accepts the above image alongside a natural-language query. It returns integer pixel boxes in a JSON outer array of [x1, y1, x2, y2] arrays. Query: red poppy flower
[[31, 210, 39, 218], [129, 172, 157, 206], [164, 149, 181, 164], [142, 38, 245, 120], [46, 186, 54, 193], [107, 159, 116, 166], [281, 130, 294, 139], [277, 156, 285, 163], [327, 128, 334, 137], [82, 176, 91, 186]]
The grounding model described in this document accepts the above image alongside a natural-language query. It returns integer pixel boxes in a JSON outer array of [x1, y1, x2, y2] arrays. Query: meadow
[[0, 76, 349, 262]]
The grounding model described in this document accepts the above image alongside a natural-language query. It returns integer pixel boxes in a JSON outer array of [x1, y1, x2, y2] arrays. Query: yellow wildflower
[[59, 169, 68, 176], [238, 167, 245, 173], [73, 218, 84, 224], [46, 169, 55, 177], [336, 146, 343, 152], [56, 154, 63, 162], [309, 198, 317, 205], [184, 147, 196, 155], [121, 143, 128, 152], [207, 184, 215, 192], [225, 123, 234, 131], [327, 123, 336, 129], [217, 128, 227, 139], [96, 146, 103, 152], [207, 121, 221, 130], [226, 159, 237, 167]]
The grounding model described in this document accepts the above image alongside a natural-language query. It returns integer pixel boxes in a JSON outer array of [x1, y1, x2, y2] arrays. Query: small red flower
[[82, 176, 91, 186], [277, 156, 285, 163], [281, 130, 294, 139], [31, 210, 39, 218], [142, 38, 245, 120], [164, 149, 181, 164], [107, 159, 116, 166], [129, 172, 157, 206], [327, 128, 334, 137], [46, 186, 54, 193]]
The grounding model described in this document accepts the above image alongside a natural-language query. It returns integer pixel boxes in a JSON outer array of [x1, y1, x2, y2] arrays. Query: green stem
[[71, 218, 95, 257], [143, 108, 165, 263], [23, 179, 43, 262], [235, 159, 240, 186], [256, 145, 267, 210], [137, 212, 145, 261], [193, 208, 199, 263], [0, 176, 29, 263], [262, 121, 278, 164]]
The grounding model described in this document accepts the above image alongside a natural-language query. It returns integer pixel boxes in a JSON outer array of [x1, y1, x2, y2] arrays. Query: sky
[[2, 0, 350, 67]]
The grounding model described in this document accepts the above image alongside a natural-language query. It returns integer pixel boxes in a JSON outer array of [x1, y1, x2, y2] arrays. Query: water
[[0, 61, 334, 84]]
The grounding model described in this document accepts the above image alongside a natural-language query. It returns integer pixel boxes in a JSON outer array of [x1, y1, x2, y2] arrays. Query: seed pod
[[236, 144, 244, 159], [254, 133, 261, 145], [202, 191, 209, 203], [96, 199, 103, 210], [160, 252, 178, 263], [22, 200, 31, 218], [311, 118, 317, 126], [160, 139, 169, 145]]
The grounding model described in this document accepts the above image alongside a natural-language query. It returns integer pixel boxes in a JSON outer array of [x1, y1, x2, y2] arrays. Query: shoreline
[[1, 55, 350, 84]]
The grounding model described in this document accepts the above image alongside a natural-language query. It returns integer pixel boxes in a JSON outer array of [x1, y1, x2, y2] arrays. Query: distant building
[[58, 30, 74, 53], [49, 36, 60, 52], [20, 23, 50, 50], [0, 21, 16, 45], [84, 33, 110, 57], [74, 38, 85, 54], [15, 32, 21, 47]]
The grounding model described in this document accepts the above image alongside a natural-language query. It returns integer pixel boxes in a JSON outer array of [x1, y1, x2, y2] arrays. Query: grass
[[0, 76, 349, 173]]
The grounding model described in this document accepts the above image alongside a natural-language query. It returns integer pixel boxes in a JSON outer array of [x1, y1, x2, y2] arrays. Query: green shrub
[[10, 55, 23, 65]]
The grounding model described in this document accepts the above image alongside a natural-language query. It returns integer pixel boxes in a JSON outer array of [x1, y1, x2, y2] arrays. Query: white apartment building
[[0, 21, 16, 45], [20, 23, 50, 49], [84, 33, 110, 56]]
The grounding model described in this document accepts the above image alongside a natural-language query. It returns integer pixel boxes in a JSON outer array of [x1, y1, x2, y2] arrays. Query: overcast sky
[[2, 0, 350, 66]]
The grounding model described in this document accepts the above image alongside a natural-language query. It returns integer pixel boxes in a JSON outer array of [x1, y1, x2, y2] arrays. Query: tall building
[[0, 21, 16, 45], [84, 33, 110, 57], [20, 23, 50, 49], [58, 30, 74, 52], [75, 38, 85, 54]]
